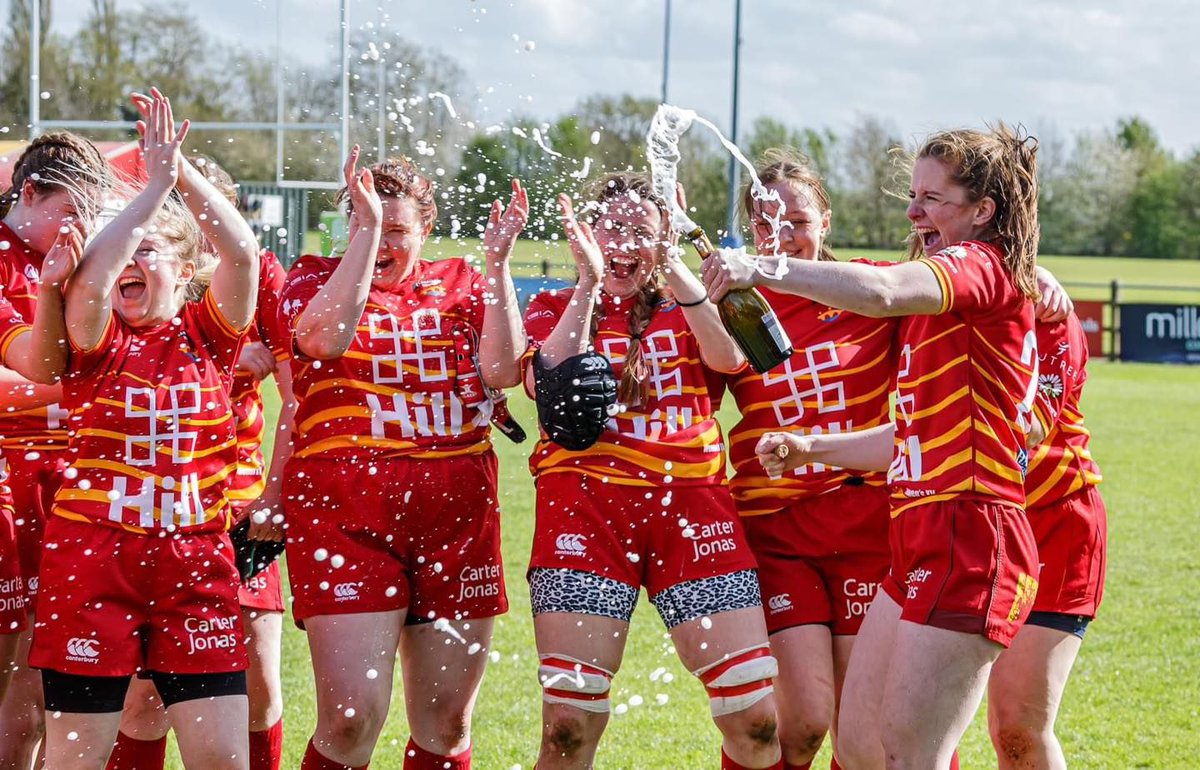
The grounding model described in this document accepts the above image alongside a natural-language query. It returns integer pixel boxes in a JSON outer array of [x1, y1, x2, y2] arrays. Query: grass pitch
[[158, 359, 1200, 768]]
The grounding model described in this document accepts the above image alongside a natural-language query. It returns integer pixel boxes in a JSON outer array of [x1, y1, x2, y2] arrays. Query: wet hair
[[0, 132, 111, 220], [584, 173, 669, 407], [149, 195, 213, 304], [335, 156, 437, 231], [907, 124, 1040, 300], [743, 148, 835, 262]]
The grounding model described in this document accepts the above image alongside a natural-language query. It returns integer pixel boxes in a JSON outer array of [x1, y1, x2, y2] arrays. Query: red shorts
[[0, 491, 27, 633], [530, 473, 758, 598], [742, 483, 890, 635], [238, 560, 285, 614], [7, 450, 69, 601], [881, 499, 1039, 648], [1028, 486, 1107, 618], [284, 452, 507, 626], [30, 516, 247, 677]]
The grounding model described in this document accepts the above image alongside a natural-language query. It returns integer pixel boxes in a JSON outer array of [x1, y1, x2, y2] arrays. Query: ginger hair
[[906, 124, 1041, 300]]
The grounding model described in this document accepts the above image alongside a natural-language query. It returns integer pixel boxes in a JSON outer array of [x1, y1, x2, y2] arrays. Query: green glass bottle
[[684, 227, 793, 373]]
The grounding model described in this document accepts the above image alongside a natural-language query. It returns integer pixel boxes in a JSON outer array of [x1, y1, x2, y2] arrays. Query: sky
[[26, 0, 1200, 156]]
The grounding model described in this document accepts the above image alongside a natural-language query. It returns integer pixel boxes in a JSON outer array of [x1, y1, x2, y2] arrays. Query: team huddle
[[0, 89, 1106, 770]]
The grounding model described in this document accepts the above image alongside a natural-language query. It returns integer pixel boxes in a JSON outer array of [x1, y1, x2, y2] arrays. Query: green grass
[[158, 361, 1200, 769]]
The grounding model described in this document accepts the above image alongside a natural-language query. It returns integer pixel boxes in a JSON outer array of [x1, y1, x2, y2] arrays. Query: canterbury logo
[[333, 583, 359, 599], [767, 594, 793, 613], [66, 638, 100, 659], [554, 533, 587, 554]]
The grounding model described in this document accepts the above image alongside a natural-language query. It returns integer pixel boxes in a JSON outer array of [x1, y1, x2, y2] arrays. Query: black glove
[[229, 517, 286, 582], [534, 349, 617, 451]]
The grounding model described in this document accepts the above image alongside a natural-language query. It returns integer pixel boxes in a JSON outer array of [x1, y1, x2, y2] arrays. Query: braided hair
[[583, 173, 669, 407]]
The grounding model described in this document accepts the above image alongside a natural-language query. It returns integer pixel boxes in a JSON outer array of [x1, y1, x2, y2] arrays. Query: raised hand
[[132, 88, 189, 189], [558, 193, 604, 287], [39, 220, 84, 290], [482, 179, 530, 264], [343, 145, 382, 230]]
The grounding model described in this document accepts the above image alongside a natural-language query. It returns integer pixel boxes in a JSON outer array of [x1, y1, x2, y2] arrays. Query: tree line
[[4, 0, 1199, 259]]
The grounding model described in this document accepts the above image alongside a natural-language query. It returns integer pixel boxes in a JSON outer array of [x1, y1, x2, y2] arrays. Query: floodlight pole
[[29, 0, 40, 138], [661, 0, 671, 104], [722, 0, 743, 247]]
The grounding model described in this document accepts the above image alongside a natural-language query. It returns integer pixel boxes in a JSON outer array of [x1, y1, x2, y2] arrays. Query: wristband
[[676, 293, 709, 308]]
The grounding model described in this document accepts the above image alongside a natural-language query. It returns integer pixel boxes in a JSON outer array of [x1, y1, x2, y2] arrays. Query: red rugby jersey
[[281, 255, 492, 460], [0, 294, 31, 362], [1025, 313, 1102, 509], [727, 288, 898, 516], [524, 289, 729, 487], [0, 222, 69, 452], [54, 292, 246, 534], [226, 250, 290, 504], [889, 241, 1037, 516]]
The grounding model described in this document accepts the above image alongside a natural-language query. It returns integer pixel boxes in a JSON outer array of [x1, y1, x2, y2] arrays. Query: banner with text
[[1119, 304, 1200, 363]]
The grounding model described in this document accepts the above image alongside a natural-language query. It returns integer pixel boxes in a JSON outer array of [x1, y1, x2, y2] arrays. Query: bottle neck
[[684, 227, 715, 259]]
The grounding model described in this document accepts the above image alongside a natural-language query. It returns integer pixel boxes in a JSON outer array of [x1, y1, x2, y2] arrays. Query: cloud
[[830, 11, 921, 47]]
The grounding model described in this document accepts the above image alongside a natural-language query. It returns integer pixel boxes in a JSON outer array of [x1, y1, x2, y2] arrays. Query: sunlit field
[[155, 361, 1200, 769]]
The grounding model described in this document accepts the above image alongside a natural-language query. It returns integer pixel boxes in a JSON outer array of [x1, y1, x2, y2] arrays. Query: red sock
[[831, 757, 843, 770], [949, 751, 960, 770], [105, 732, 166, 770], [403, 738, 471, 769], [721, 747, 784, 770], [249, 719, 283, 770], [301, 738, 369, 770]]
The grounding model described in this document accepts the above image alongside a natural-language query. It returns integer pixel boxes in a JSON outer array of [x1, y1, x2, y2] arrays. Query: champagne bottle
[[684, 227, 793, 374]]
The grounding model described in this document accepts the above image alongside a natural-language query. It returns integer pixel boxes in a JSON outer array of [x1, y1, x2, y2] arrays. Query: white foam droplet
[[656, 693, 669, 705], [590, 131, 601, 145], [330, 554, 345, 569], [313, 548, 329, 562], [344, 707, 356, 718], [700, 616, 713, 630], [614, 703, 628, 715], [366, 668, 379, 680], [67, 731, 79, 741], [468, 642, 482, 655], [385, 586, 398, 598]]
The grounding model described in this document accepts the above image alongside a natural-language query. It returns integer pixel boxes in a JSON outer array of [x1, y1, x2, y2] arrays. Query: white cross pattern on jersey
[[369, 309, 449, 384], [763, 341, 844, 426], [601, 330, 682, 400], [124, 383, 201, 466]]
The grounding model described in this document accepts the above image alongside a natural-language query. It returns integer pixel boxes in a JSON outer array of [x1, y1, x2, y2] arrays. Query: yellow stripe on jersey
[[917, 258, 954, 314], [974, 448, 1025, 484], [918, 417, 971, 454], [73, 430, 238, 460], [291, 435, 491, 460], [0, 325, 30, 364], [906, 385, 970, 422], [68, 457, 239, 490], [901, 354, 969, 389]]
